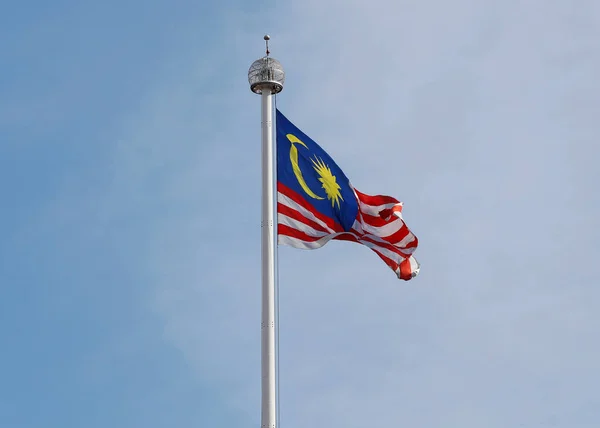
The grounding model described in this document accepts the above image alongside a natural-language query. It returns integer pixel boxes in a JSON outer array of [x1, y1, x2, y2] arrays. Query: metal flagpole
[[248, 35, 285, 428]]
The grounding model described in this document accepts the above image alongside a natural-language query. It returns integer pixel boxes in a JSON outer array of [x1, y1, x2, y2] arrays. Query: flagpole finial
[[248, 36, 285, 94], [264, 34, 270, 56]]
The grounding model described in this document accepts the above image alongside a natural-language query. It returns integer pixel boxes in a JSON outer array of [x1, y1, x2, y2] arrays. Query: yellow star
[[311, 156, 344, 209]]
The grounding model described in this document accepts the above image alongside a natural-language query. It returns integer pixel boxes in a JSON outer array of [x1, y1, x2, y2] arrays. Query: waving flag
[[276, 110, 420, 280]]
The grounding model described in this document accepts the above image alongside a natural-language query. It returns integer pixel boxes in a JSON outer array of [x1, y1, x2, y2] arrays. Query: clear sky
[[1, 0, 599, 427]]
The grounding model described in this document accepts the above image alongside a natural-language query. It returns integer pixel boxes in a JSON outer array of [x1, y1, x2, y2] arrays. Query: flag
[[276, 110, 420, 280]]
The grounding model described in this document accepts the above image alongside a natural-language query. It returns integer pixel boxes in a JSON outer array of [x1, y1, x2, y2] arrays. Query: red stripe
[[358, 211, 393, 228], [356, 214, 410, 244], [399, 259, 413, 280], [377, 205, 403, 221], [370, 248, 400, 272], [277, 182, 344, 233], [333, 233, 360, 243], [401, 236, 418, 249], [334, 233, 403, 272], [357, 233, 412, 258], [355, 189, 401, 206], [370, 249, 413, 281], [333, 233, 407, 267], [379, 223, 410, 244], [278, 224, 325, 243], [357, 205, 402, 227], [277, 203, 331, 234]]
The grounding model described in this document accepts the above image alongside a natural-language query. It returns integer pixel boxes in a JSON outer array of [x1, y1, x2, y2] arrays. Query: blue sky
[[1, 0, 599, 427]]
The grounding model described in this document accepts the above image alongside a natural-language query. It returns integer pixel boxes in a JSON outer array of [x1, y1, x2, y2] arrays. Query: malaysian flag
[[276, 110, 420, 280]]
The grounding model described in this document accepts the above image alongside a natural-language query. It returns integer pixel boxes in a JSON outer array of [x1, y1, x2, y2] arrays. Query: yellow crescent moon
[[286, 134, 324, 200]]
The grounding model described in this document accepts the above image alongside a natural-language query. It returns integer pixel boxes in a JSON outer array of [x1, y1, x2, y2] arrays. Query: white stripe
[[351, 223, 417, 252], [350, 184, 402, 217], [395, 231, 416, 249], [278, 233, 337, 249], [357, 199, 402, 217], [356, 212, 406, 237], [351, 219, 416, 253], [277, 213, 329, 238], [277, 192, 336, 234], [353, 236, 411, 263], [409, 256, 420, 276]]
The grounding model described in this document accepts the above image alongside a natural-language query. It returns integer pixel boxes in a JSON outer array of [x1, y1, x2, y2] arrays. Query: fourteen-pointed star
[[311, 156, 344, 209]]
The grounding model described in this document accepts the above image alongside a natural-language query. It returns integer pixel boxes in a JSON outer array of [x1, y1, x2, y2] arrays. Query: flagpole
[[248, 35, 285, 428]]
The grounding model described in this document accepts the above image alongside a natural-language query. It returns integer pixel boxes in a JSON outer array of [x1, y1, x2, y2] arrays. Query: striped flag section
[[277, 182, 420, 280]]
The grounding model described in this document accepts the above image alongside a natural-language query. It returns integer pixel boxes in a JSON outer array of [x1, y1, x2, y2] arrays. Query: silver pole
[[248, 36, 285, 428], [261, 86, 276, 428]]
